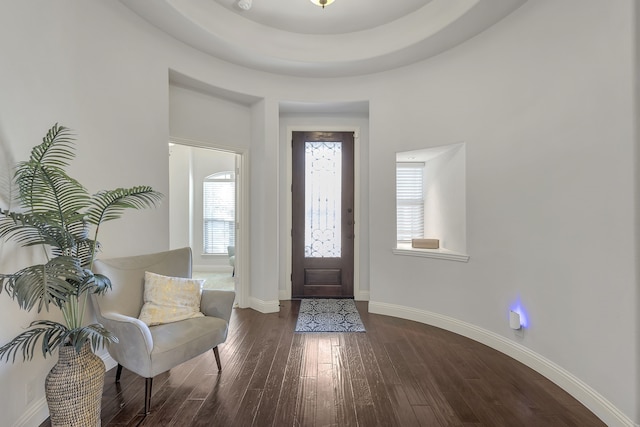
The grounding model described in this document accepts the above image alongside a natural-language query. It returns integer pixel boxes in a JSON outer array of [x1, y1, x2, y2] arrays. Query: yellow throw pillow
[[138, 271, 205, 326]]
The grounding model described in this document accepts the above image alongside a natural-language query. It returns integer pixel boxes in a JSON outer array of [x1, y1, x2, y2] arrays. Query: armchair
[[91, 247, 235, 414]]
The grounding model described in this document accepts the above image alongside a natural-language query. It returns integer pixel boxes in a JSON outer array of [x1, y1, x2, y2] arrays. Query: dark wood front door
[[292, 131, 355, 298]]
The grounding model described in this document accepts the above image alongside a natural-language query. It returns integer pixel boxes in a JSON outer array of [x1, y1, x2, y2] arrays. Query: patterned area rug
[[295, 299, 366, 332]]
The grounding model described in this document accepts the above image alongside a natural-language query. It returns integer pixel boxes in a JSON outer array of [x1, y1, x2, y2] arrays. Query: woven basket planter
[[45, 342, 105, 427]]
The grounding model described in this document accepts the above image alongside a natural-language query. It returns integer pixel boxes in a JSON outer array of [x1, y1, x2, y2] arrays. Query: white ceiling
[[214, 0, 433, 35], [120, 0, 527, 78]]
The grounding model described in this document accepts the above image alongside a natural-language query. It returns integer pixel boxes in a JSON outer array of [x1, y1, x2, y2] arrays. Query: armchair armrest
[[201, 290, 235, 324], [97, 311, 154, 369]]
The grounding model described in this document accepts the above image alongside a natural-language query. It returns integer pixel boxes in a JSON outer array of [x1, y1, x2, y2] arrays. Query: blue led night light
[[509, 300, 529, 328]]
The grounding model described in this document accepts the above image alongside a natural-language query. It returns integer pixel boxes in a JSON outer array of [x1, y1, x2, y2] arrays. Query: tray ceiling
[[120, 0, 527, 77]]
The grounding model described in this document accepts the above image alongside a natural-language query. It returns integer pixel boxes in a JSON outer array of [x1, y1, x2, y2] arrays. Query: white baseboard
[[250, 297, 280, 314], [368, 301, 636, 427], [12, 396, 48, 427], [356, 290, 370, 301], [99, 351, 118, 372]]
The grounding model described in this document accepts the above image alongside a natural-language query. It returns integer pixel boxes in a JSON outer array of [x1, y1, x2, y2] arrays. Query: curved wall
[[165, 1, 640, 423], [0, 0, 636, 426], [363, 1, 638, 424]]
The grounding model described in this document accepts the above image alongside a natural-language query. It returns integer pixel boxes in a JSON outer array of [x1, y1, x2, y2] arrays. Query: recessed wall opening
[[395, 142, 467, 261], [279, 99, 370, 300]]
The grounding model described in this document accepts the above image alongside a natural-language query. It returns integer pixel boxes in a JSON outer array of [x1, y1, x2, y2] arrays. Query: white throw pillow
[[138, 271, 205, 326]]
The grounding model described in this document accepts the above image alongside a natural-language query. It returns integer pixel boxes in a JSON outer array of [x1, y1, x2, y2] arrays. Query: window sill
[[392, 245, 470, 263]]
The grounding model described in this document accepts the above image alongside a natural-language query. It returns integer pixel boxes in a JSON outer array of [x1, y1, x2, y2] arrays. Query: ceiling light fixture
[[237, 0, 252, 10], [310, 0, 335, 9]]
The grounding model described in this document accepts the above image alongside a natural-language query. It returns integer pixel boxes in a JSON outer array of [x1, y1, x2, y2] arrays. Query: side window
[[396, 162, 425, 243], [203, 171, 235, 254]]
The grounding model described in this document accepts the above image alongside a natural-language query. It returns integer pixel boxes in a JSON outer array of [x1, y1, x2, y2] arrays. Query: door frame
[[284, 126, 362, 300], [169, 136, 250, 309]]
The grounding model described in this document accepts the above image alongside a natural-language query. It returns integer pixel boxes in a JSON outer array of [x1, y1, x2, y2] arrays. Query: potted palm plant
[[0, 123, 162, 426]]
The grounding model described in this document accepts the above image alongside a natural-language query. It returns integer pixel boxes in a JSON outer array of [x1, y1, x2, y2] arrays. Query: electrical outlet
[[26, 379, 36, 405]]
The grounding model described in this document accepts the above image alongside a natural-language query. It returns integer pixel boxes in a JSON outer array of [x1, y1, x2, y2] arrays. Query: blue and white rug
[[295, 299, 366, 332]]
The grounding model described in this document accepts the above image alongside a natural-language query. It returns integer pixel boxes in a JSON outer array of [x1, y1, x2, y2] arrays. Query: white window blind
[[397, 163, 424, 242], [203, 171, 235, 254]]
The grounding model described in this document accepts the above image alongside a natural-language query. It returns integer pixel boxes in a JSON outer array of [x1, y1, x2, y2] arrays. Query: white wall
[[421, 143, 466, 253], [169, 144, 192, 250], [0, 0, 636, 426], [169, 84, 251, 151], [0, 2, 172, 425], [248, 98, 281, 310], [367, 1, 637, 423]]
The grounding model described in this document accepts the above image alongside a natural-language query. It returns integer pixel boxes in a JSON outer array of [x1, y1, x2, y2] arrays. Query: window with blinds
[[203, 171, 235, 254], [396, 163, 425, 242]]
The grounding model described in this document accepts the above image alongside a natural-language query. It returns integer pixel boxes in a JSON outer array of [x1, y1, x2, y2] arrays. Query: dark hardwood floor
[[41, 301, 604, 426]]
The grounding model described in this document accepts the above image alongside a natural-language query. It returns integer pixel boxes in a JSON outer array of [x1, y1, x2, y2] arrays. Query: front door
[[292, 131, 354, 298]]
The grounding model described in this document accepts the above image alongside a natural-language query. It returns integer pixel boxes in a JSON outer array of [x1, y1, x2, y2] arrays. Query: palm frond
[[74, 269, 110, 296], [0, 274, 12, 294], [89, 273, 112, 295], [0, 319, 117, 362], [86, 186, 163, 226], [13, 124, 83, 211], [31, 124, 76, 168], [0, 210, 50, 247], [8, 126, 90, 256], [68, 323, 118, 354], [69, 238, 98, 268], [7, 257, 82, 312], [15, 164, 89, 216], [1, 211, 94, 272], [0, 320, 68, 362]]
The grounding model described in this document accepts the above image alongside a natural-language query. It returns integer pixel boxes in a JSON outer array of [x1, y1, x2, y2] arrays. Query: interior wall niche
[[396, 142, 466, 254]]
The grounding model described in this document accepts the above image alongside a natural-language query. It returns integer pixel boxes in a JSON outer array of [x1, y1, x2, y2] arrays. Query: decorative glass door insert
[[304, 141, 342, 258]]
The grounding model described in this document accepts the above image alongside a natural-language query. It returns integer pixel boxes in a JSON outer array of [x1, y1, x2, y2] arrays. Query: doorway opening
[[169, 141, 244, 299], [291, 131, 355, 298]]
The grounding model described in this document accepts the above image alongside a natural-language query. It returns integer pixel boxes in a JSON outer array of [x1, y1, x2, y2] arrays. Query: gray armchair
[[91, 247, 235, 414]]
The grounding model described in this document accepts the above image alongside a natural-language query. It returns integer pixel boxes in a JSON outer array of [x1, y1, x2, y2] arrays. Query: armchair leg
[[144, 377, 153, 415], [115, 364, 123, 382], [213, 346, 222, 372]]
